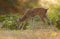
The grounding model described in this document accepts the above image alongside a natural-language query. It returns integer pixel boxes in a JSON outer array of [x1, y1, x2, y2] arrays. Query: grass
[[0, 18, 59, 39], [0, 29, 60, 39]]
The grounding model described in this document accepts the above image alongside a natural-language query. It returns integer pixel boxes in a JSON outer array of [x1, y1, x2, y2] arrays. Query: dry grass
[[0, 29, 60, 39]]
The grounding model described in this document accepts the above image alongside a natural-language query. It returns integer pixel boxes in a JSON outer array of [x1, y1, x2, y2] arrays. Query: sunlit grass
[[0, 29, 60, 39]]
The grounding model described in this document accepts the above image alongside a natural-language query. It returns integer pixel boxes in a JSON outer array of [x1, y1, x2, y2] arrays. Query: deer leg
[[21, 21, 28, 30], [31, 18, 35, 31], [18, 22, 26, 30], [40, 16, 46, 29], [44, 16, 53, 27], [18, 22, 23, 30], [20, 22, 24, 30], [44, 16, 56, 31]]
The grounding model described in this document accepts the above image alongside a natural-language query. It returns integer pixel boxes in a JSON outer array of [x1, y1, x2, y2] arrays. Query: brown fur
[[20, 8, 48, 22], [18, 8, 51, 29]]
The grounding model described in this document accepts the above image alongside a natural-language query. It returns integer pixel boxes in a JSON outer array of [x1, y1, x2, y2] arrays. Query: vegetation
[[0, 0, 60, 30], [0, 0, 60, 39]]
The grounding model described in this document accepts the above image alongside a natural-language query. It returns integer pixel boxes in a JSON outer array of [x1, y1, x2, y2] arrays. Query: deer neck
[[20, 15, 28, 22]]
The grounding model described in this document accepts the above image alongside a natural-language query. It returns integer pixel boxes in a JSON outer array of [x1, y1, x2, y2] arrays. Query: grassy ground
[[0, 29, 60, 39], [0, 18, 59, 39]]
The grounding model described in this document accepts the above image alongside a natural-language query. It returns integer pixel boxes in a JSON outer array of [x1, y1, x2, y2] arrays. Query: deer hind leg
[[44, 15, 53, 26], [40, 16, 46, 29], [44, 16, 58, 31], [44, 15, 57, 30]]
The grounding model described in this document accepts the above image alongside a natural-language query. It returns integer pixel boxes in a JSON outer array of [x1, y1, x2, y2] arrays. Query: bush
[[48, 5, 60, 30], [2, 15, 19, 30]]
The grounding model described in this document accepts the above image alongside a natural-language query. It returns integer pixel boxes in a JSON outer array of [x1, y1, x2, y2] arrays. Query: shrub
[[48, 5, 60, 30], [2, 15, 19, 30]]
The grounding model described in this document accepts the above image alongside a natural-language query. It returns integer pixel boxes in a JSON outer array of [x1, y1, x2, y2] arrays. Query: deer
[[18, 8, 53, 30]]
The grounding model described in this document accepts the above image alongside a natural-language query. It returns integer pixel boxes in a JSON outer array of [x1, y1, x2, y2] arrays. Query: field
[[0, 0, 60, 39], [0, 29, 60, 39]]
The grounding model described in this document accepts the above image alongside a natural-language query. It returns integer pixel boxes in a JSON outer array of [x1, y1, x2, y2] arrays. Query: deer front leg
[[31, 18, 35, 30], [21, 21, 28, 30]]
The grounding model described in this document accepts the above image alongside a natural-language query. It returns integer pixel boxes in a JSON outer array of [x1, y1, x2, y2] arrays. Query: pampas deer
[[18, 8, 52, 29]]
